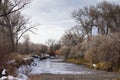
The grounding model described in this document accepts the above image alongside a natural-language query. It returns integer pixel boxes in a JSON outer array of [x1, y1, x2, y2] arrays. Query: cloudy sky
[[22, 0, 120, 44]]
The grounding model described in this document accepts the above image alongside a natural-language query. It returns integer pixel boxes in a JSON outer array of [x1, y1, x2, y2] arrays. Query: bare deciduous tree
[[0, 0, 30, 17], [0, 0, 37, 52], [46, 39, 61, 56], [22, 34, 30, 54], [61, 26, 85, 46], [72, 1, 120, 36], [0, 11, 36, 52]]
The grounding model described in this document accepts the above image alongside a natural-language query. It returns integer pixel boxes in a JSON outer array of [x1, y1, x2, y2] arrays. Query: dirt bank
[[29, 72, 120, 80]]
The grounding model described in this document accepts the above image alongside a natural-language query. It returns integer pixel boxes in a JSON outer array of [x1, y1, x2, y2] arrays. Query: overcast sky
[[21, 0, 120, 44]]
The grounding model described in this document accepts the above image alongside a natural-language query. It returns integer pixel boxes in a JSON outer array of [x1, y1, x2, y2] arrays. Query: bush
[[60, 46, 70, 59], [69, 45, 84, 59], [8, 53, 33, 68], [99, 61, 112, 71], [84, 46, 99, 64], [0, 46, 12, 69], [84, 32, 120, 71]]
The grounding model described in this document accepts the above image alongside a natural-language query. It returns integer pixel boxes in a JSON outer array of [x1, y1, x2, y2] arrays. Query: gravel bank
[[29, 72, 120, 80]]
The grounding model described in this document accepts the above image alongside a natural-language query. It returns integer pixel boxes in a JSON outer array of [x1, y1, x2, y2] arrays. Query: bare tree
[[61, 26, 85, 46], [0, 0, 30, 17], [39, 44, 48, 53], [0, 0, 37, 52], [22, 34, 30, 54], [0, 11, 36, 52], [46, 39, 61, 56], [73, 1, 120, 36], [97, 1, 120, 34], [72, 7, 93, 37]]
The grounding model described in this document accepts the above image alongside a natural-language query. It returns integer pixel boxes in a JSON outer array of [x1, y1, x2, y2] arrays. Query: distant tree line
[[18, 35, 61, 56]]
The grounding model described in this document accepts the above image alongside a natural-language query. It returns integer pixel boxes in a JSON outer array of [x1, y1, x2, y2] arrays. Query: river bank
[[29, 72, 120, 80], [26, 58, 120, 80]]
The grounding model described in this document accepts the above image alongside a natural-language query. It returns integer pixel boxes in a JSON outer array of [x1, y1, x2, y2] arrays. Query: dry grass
[[8, 52, 31, 60], [8, 53, 32, 68], [4, 53, 32, 75], [66, 58, 89, 66]]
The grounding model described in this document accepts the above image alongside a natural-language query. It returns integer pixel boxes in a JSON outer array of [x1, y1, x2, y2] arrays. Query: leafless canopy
[[0, 0, 30, 17]]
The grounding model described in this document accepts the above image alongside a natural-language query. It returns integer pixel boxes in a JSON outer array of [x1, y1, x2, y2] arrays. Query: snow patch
[[17, 74, 29, 80], [0, 75, 29, 80], [2, 69, 6, 75], [17, 65, 31, 75], [0, 76, 7, 80], [7, 60, 16, 64], [23, 57, 32, 61]]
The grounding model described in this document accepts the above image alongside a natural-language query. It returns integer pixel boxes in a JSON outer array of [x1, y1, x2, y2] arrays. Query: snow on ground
[[17, 65, 32, 75], [2, 69, 7, 76], [0, 65, 30, 80], [0, 74, 29, 80]]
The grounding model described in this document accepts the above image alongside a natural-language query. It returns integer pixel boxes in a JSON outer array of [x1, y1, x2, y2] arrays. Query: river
[[17, 58, 120, 80], [22, 58, 106, 75]]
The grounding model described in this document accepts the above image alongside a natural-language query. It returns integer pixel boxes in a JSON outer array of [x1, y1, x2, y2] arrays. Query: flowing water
[[17, 58, 120, 80], [28, 58, 100, 75]]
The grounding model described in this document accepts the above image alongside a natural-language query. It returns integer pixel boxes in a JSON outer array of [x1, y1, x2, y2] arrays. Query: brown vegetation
[[84, 32, 120, 71], [60, 1, 120, 72], [0, 0, 119, 77], [0, 0, 35, 75]]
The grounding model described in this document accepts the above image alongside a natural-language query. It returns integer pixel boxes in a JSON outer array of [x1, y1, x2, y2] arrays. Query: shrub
[[60, 46, 70, 59], [6, 53, 33, 75], [99, 61, 112, 71], [84, 32, 120, 71], [84, 46, 99, 64], [69, 45, 84, 59]]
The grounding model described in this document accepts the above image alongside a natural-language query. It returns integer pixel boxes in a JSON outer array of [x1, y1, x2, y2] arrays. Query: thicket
[[60, 1, 120, 71]]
